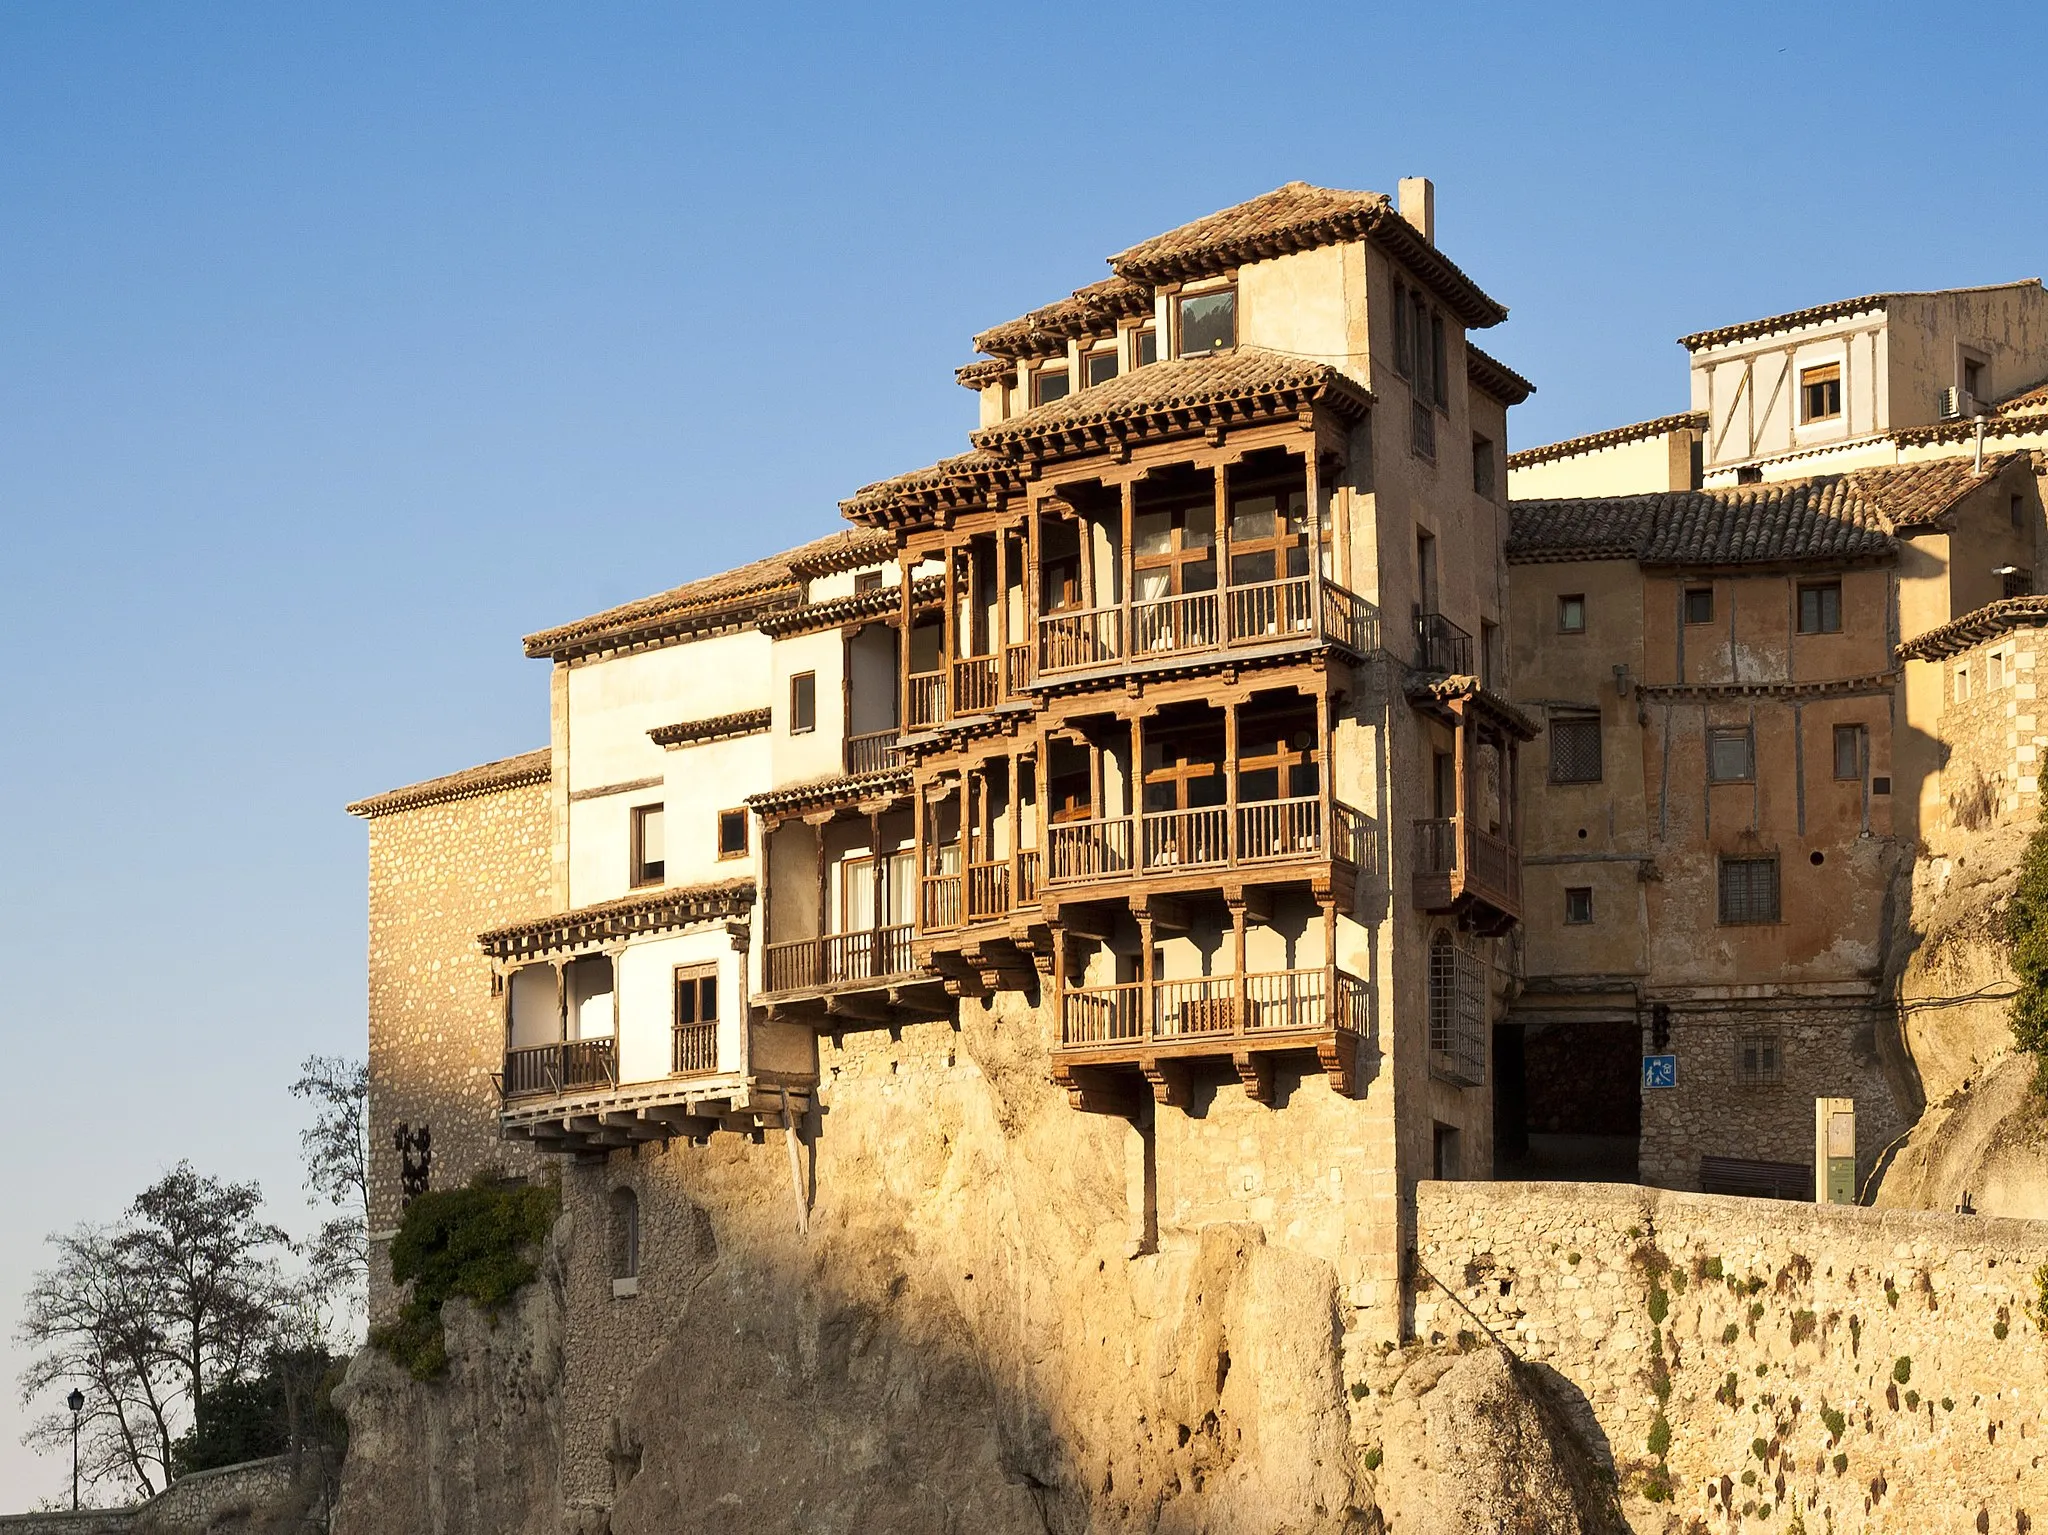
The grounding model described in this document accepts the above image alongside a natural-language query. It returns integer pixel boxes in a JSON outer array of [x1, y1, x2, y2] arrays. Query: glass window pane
[[700, 976, 718, 1022], [1179, 290, 1236, 355], [1086, 351, 1117, 388], [1034, 369, 1069, 405], [640, 805, 664, 863], [1230, 495, 1277, 541], [1136, 328, 1157, 367], [1133, 511, 1173, 557]]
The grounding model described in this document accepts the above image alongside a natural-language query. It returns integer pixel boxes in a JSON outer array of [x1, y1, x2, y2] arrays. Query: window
[[1832, 724, 1866, 781], [673, 963, 718, 1074], [1134, 326, 1157, 368], [2004, 568, 2034, 599], [1178, 288, 1236, 355], [1432, 1123, 1462, 1181], [1430, 312, 1448, 408], [1549, 715, 1602, 784], [1684, 586, 1715, 625], [1564, 887, 1594, 925], [1797, 582, 1842, 634], [1707, 728, 1754, 783], [1558, 594, 1586, 634], [1737, 1031, 1783, 1086], [1411, 290, 1433, 396], [1735, 465, 1763, 485], [790, 671, 817, 734], [1411, 398, 1437, 460], [717, 808, 749, 860], [1393, 282, 1414, 377], [1471, 435, 1496, 497], [1955, 664, 1972, 703], [2013, 495, 2027, 531], [1718, 856, 1780, 924], [609, 1187, 640, 1283], [1085, 349, 1118, 388], [1800, 362, 1842, 422], [854, 570, 883, 594], [1032, 367, 1069, 406], [1964, 356, 1986, 401], [1427, 932, 1486, 1087], [630, 803, 665, 887], [1990, 650, 2006, 689]]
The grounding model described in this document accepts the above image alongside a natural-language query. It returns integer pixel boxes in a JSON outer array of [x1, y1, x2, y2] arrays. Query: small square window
[[1718, 856, 1780, 924], [1033, 368, 1070, 407], [2004, 568, 2033, 599], [1990, 651, 2006, 689], [1549, 716, 1602, 784], [1471, 435, 1496, 497], [1832, 724, 1866, 781], [1955, 664, 1972, 703], [1178, 288, 1237, 355], [1135, 326, 1158, 368], [1708, 729, 1754, 783], [1684, 587, 1714, 625], [1558, 595, 1586, 634], [1085, 350, 1118, 388], [1797, 582, 1842, 634], [717, 808, 750, 860], [631, 803, 665, 887], [854, 570, 883, 594], [790, 671, 817, 734], [1800, 362, 1842, 423], [1564, 887, 1593, 924], [1737, 1030, 1783, 1086]]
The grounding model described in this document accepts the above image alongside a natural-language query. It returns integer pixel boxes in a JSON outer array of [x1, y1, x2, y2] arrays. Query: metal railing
[[907, 672, 946, 728], [844, 729, 901, 776], [1415, 611, 1472, 674], [501, 1038, 618, 1099], [952, 656, 1000, 715], [671, 1021, 718, 1075], [762, 924, 916, 994], [1059, 968, 1371, 1049]]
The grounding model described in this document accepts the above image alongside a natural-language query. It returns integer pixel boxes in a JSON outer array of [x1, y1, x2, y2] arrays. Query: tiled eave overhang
[[956, 358, 1018, 391], [1404, 674, 1540, 740], [1898, 596, 2048, 662], [1636, 673, 1900, 704], [757, 575, 944, 639], [527, 586, 802, 663], [1466, 344, 1536, 407], [1506, 412, 1707, 471], [840, 452, 1025, 532], [744, 768, 912, 822], [347, 749, 551, 819], [649, 708, 773, 749], [480, 880, 755, 963]]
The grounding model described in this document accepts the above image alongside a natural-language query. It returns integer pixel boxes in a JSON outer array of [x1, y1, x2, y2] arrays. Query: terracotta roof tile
[[478, 879, 755, 960], [523, 529, 894, 661], [972, 276, 1153, 361], [647, 709, 772, 749], [1108, 181, 1508, 329], [955, 358, 1015, 391], [347, 749, 551, 819], [1677, 280, 2042, 352], [1509, 458, 2022, 567], [1899, 595, 2048, 661], [1465, 344, 1535, 406], [1506, 412, 1705, 470], [1998, 378, 2048, 416], [744, 766, 912, 818], [840, 449, 1017, 529]]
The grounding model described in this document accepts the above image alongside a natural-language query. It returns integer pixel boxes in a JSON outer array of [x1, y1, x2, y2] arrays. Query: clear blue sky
[[3, 0, 2043, 1505]]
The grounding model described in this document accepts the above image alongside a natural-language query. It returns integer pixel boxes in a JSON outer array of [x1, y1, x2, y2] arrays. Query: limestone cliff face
[[1876, 813, 2048, 1215], [332, 994, 1617, 1535]]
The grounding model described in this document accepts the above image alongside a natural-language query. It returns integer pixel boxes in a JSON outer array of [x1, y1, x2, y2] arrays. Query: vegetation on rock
[[373, 1173, 559, 1381], [2005, 820, 2048, 1096]]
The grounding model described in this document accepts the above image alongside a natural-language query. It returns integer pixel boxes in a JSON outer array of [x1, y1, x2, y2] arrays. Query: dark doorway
[[1493, 1019, 1640, 1181]]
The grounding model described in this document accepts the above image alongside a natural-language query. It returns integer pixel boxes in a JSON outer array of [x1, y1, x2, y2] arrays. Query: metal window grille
[[1718, 857, 1780, 925], [2005, 568, 2033, 599], [1427, 935, 1487, 1087], [1549, 718, 1602, 784], [1410, 396, 1436, 460], [1737, 1031, 1783, 1086]]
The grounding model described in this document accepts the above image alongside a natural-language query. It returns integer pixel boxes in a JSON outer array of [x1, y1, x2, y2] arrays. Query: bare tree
[[16, 1224, 181, 1501], [291, 1055, 369, 1334], [119, 1164, 288, 1425]]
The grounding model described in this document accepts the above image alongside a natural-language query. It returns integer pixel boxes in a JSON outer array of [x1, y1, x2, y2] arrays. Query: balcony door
[[1228, 485, 1313, 586], [840, 851, 914, 931]]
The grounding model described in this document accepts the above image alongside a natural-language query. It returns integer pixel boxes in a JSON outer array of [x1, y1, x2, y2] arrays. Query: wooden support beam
[[1134, 895, 1190, 935], [639, 1106, 720, 1139], [887, 983, 952, 1019], [1317, 1032, 1357, 1099], [1052, 1061, 1141, 1118], [824, 991, 896, 1024], [1140, 1055, 1190, 1108], [1232, 1050, 1275, 1106]]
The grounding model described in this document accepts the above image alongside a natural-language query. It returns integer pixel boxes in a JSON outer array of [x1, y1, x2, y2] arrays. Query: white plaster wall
[[614, 928, 738, 1085], [847, 624, 899, 737], [1508, 434, 1684, 500], [770, 627, 846, 787], [565, 632, 769, 793], [662, 733, 771, 886]]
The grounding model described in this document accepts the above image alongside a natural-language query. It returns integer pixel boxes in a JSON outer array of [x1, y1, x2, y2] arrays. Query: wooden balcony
[[844, 729, 902, 776], [761, 924, 917, 996], [1037, 577, 1377, 680], [1040, 797, 1371, 899], [1052, 966, 1373, 1109], [1411, 816, 1521, 932]]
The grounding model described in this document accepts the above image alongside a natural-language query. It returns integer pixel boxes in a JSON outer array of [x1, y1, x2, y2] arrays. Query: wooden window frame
[[1557, 594, 1587, 634], [716, 807, 750, 861], [1392, 280, 1414, 379], [853, 570, 883, 594], [630, 802, 665, 888], [1032, 366, 1070, 407], [1176, 285, 1238, 357], [789, 671, 817, 735], [1797, 581, 1842, 635], [1707, 727, 1755, 784], [1084, 347, 1118, 388], [1799, 361, 1843, 424], [1832, 723, 1866, 781], [1683, 586, 1714, 625], [1133, 324, 1158, 369]]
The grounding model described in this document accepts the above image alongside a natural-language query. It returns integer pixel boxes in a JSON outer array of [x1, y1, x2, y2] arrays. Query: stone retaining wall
[[0, 1456, 293, 1535], [1414, 1180, 2048, 1533]]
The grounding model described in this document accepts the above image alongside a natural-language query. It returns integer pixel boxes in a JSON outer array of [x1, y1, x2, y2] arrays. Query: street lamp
[[66, 1388, 83, 1511]]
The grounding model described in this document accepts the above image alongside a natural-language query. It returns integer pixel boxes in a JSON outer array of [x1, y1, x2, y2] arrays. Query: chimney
[[1398, 177, 1435, 245]]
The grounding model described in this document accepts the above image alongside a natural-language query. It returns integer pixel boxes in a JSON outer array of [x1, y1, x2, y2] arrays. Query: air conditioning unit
[[1938, 386, 1981, 420]]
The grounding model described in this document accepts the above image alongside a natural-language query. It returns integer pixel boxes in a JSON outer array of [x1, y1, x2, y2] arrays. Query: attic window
[[854, 571, 884, 594], [1800, 363, 1842, 423], [1085, 349, 1118, 388], [1684, 587, 1714, 625], [1135, 326, 1158, 368], [1033, 368, 1070, 407], [1178, 289, 1236, 355]]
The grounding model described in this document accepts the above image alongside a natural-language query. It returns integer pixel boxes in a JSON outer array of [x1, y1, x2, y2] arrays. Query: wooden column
[[1120, 478, 1135, 649], [912, 785, 927, 932], [1223, 699, 1240, 863], [869, 809, 886, 952], [1228, 896, 1248, 993], [1314, 682, 1333, 840], [1137, 909, 1156, 1043], [554, 960, 569, 1042], [1130, 711, 1146, 867], [1453, 700, 1469, 885], [942, 543, 957, 720], [1215, 458, 1233, 631], [898, 553, 915, 731], [813, 818, 830, 947], [1325, 444, 1350, 592], [1304, 437, 1325, 627]]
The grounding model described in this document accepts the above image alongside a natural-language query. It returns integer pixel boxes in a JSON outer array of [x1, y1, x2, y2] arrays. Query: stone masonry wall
[[1639, 1003, 1909, 1195], [1414, 1179, 2048, 1534], [0, 1456, 293, 1535], [1938, 625, 2047, 835], [363, 778, 553, 1319]]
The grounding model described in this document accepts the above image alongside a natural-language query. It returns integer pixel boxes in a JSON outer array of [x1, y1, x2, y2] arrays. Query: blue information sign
[[1643, 1055, 1678, 1090]]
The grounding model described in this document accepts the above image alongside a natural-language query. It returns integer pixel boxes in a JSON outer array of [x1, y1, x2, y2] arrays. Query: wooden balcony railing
[[965, 860, 1011, 921], [762, 924, 917, 994], [1415, 611, 1473, 674], [907, 672, 946, 729], [1004, 644, 1031, 697], [1037, 578, 1377, 677], [501, 1037, 618, 1099], [1140, 805, 1230, 870], [1225, 576, 1314, 643], [671, 1021, 718, 1075], [1047, 816, 1136, 881], [1040, 797, 1366, 889], [1411, 817, 1520, 921], [1017, 849, 1042, 903], [1039, 607, 1123, 672], [953, 656, 1001, 715], [1060, 968, 1372, 1050], [844, 729, 902, 776], [1235, 796, 1323, 862], [921, 873, 963, 932], [1132, 590, 1221, 656]]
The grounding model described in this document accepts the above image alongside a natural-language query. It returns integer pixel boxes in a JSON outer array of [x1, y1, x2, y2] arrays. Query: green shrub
[[1722, 1322, 1741, 1346], [1942, 1397, 1955, 1412], [1568, 1251, 1582, 1266], [2005, 820, 2048, 1060], [1362, 1446, 1383, 1471], [1905, 1390, 1920, 1411], [1349, 1381, 1369, 1401], [1751, 1436, 1770, 1460], [1699, 1255, 1725, 1282], [1716, 1371, 1740, 1407], [1648, 1284, 1670, 1325], [1748, 1301, 1765, 1326], [1832, 1452, 1848, 1475], [1650, 1354, 1673, 1404], [1789, 1309, 1817, 1346], [1820, 1405, 1846, 1443], [371, 1174, 559, 1381], [1646, 1413, 1672, 1459], [1892, 1355, 1912, 1386], [2033, 1263, 2048, 1334], [1640, 1466, 1673, 1502]]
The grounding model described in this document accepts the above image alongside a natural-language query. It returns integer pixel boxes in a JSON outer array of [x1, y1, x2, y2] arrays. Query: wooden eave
[[649, 708, 773, 749], [1404, 675, 1540, 740], [1898, 596, 2048, 661], [480, 880, 755, 962], [971, 376, 1371, 472], [757, 575, 942, 639], [528, 586, 802, 663], [744, 768, 912, 823], [1465, 344, 1536, 407], [1637, 673, 1899, 704]]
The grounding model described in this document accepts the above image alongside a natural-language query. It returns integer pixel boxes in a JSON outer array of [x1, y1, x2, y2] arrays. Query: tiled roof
[[1998, 379, 2048, 416], [1508, 458, 2022, 567], [972, 276, 1153, 361], [478, 879, 755, 961], [955, 358, 1015, 392], [1899, 596, 2048, 662], [523, 529, 893, 661], [347, 748, 551, 819], [1108, 181, 1508, 329], [648, 709, 773, 749], [840, 449, 1019, 530], [1506, 412, 1706, 470], [757, 574, 943, 638], [744, 767, 912, 819], [1465, 344, 1535, 406], [969, 347, 1372, 463], [1404, 675, 1540, 740], [1677, 281, 2042, 352]]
